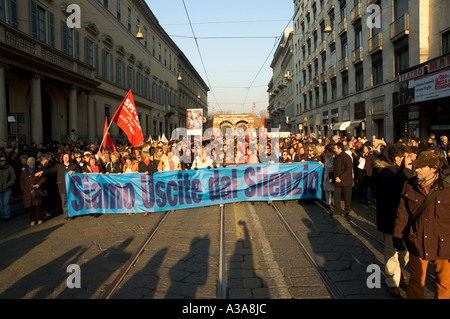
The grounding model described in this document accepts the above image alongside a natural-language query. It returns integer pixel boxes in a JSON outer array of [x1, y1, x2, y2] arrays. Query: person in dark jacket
[[0, 155, 16, 222], [374, 143, 412, 298], [330, 142, 353, 216], [37, 153, 81, 220], [138, 147, 153, 173], [20, 157, 46, 226], [393, 151, 450, 299]]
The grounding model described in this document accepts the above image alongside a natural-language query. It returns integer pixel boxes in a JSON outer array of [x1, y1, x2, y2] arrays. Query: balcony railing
[[320, 70, 327, 83], [328, 31, 336, 45], [352, 46, 364, 64], [326, 0, 334, 13], [339, 56, 349, 72], [351, 3, 363, 24], [328, 65, 337, 78], [390, 13, 409, 42], [319, 40, 327, 53], [368, 32, 383, 55], [1, 22, 95, 79], [338, 19, 347, 35]]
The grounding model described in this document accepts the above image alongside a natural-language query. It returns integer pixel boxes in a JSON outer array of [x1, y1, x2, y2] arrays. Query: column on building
[[69, 86, 78, 136], [31, 75, 43, 144], [87, 91, 96, 143], [0, 65, 7, 144]]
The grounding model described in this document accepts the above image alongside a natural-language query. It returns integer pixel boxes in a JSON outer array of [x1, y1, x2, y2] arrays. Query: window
[[62, 22, 79, 59], [443, 31, 450, 55], [355, 64, 364, 91], [395, 47, 409, 75], [127, 65, 135, 91], [85, 37, 99, 73], [0, 0, 18, 28], [103, 0, 108, 8], [331, 78, 337, 100], [30, 0, 55, 46], [136, 71, 143, 95], [116, 0, 121, 20], [342, 71, 349, 96], [372, 52, 383, 85], [127, 7, 131, 32], [322, 84, 328, 104], [102, 49, 113, 81], [116, 58, 125, 87]]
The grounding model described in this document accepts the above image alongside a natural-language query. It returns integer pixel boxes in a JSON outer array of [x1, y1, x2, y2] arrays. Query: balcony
[[328, 65, 337, 78], [390, 13, 409, 42], [328, 31, 336, 45], [326, 0, 334, 13], [351, 3, 363, 24], [319, 40, 327, 53], [368, 32, 383, 55], [313, 48, 319, 61], [352, 46, 364, 64], [0, 22, 97, 82], [320, 70, 327, 83], [313, 76, 320, 88], [339, 56, 349, 72], [338, 19, 347, 36]]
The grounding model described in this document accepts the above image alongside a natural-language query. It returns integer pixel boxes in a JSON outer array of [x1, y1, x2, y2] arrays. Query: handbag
[[31, 188, 48, 198]]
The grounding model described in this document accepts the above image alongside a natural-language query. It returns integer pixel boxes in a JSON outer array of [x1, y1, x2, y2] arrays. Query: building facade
[[268, 28, 295, 132], [283, 0, 450, 142], [0, 0, 209, 146]]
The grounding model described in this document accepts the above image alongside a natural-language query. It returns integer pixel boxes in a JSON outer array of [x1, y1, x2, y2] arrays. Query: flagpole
[[99, 119, 115, 154]]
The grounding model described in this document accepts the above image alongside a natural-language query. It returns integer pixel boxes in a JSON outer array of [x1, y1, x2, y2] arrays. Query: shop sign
[[428, 54, 450, 73]]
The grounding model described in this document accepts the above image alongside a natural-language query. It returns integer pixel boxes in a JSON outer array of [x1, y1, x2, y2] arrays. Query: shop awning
[[349, 120, 365, 127], [332, 121, 350, 131]]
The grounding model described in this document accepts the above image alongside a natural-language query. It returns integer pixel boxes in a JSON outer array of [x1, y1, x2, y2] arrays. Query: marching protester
[[82, 155, 104, 174], [20, 157, 46, 226], [37, 152, 81, 220], [0, 155, 16, 223], [330, 142, 353, 216], [374, 143, 412, 298], [393, 151, 450, 299]]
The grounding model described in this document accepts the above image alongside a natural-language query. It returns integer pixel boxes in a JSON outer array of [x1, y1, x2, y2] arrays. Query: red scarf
[[89, 165, 100, 173]]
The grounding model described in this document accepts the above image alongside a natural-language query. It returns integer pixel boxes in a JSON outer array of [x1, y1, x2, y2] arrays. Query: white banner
[[414, 68, 450, 102]]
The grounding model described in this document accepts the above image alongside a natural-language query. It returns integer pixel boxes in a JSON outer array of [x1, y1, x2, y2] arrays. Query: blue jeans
[[0, 190, 13, 219]]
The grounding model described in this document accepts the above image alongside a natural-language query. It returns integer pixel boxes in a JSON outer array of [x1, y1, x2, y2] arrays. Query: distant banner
[[65, 162, 323, 216]]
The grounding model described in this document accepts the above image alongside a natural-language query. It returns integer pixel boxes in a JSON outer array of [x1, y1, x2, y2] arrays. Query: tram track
[[100, 204, 227, 299], [270, 202, 344, 299]]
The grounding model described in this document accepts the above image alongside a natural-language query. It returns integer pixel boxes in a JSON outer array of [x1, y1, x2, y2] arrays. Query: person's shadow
[[227, 220, 269, 298], [165, 235, 211, 298]]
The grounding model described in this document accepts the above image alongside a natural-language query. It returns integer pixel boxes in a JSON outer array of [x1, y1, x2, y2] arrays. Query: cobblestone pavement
[[0, 195, 435, 300]]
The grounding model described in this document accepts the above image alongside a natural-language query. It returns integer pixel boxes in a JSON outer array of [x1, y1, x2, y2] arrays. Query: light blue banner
[[65, 162, 323, 216]]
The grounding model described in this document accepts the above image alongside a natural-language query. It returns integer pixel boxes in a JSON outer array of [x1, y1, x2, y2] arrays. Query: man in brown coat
[[393, 151, 450, 299], [330, 142, 353, 216]]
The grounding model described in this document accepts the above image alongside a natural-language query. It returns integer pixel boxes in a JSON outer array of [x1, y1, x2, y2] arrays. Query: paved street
[[0, 194, 435, 300]]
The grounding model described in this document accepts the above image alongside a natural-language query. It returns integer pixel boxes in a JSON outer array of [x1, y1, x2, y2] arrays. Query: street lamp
[[136, 25, 144, 39]]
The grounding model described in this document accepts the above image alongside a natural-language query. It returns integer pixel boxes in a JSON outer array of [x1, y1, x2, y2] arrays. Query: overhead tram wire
[[181, 0, 222, 112], [241, 14, 294, 112]]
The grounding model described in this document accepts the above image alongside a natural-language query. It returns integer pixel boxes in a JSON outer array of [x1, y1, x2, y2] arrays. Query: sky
[[146, 0, 294, 117]]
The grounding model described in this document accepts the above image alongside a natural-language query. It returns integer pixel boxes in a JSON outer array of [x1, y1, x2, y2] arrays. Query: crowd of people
[[0, 131, 449, 298]]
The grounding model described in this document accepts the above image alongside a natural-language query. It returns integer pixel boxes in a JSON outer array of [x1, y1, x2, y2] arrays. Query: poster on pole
[[187, 109, 203, 136]]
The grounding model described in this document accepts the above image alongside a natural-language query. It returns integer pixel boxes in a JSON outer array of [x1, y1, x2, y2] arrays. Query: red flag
[[111, 90, 144, 147], [102, 117, 117, 152]]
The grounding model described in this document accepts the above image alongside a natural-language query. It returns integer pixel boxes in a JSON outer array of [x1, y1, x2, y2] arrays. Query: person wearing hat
[[393, 151, 450, 299]]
